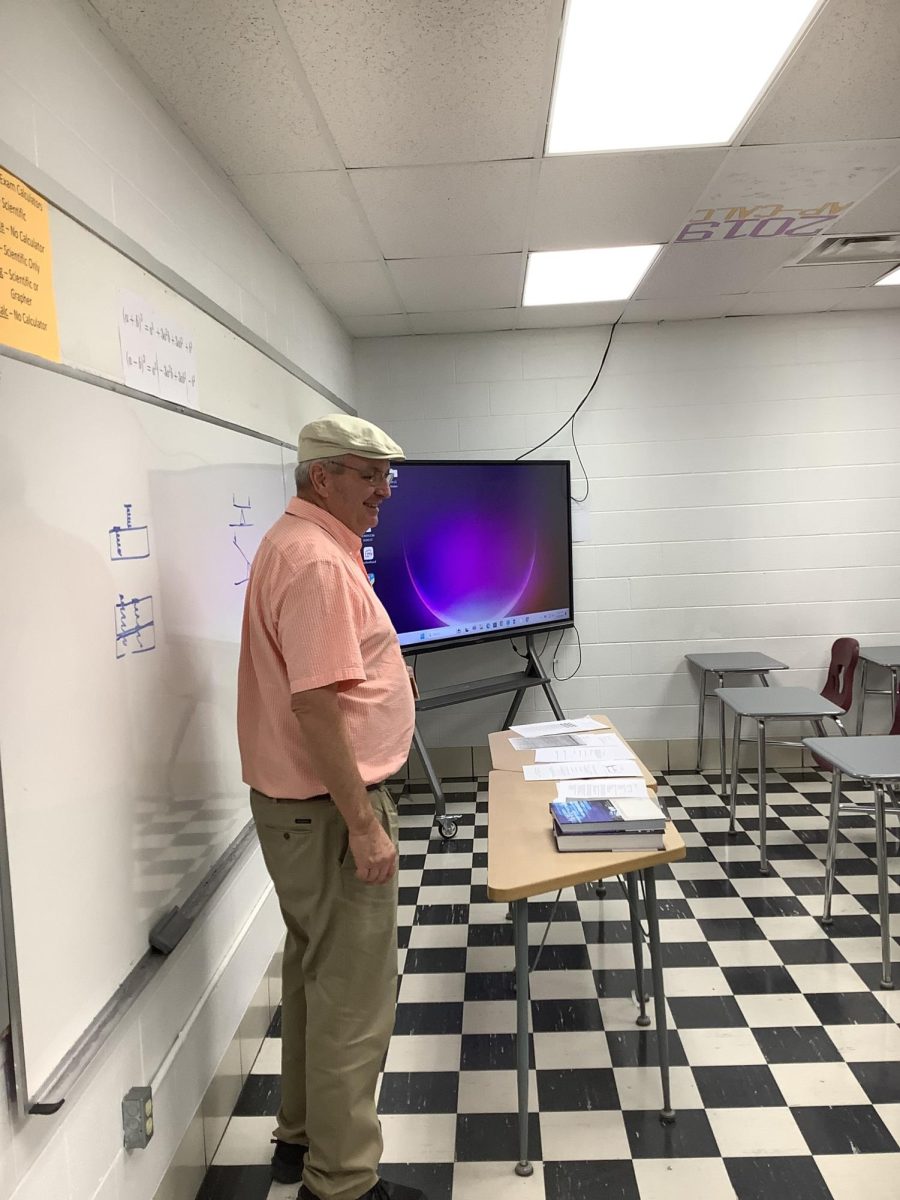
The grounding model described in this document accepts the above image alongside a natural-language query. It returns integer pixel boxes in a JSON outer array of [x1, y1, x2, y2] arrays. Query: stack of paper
[[505, 716, 666, 852]]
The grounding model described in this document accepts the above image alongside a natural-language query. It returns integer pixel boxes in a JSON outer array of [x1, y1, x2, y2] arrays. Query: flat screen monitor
[[364, 459, 574, 654]]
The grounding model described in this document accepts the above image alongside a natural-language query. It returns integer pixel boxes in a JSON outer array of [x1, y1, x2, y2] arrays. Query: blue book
[[550, 796, 665, 833]]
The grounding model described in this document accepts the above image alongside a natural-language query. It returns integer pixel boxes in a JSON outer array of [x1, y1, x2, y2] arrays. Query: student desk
[[805, 735, 900, 990], [684, 652, 788, 797], [486, 770, 686, 1176], [717, 686, 844, 873], [855, 646, 900, 734], [488, 714, 658, 792]]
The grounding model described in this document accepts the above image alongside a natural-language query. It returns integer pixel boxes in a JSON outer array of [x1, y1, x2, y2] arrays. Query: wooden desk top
[[486, 771, 686, 902], [488, 714, 657, 790]]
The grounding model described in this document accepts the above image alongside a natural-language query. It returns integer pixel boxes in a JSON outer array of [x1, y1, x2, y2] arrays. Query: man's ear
[[307, 460, 330, 496]]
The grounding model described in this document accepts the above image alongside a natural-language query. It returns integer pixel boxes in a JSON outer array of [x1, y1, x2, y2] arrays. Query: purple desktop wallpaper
[[368, 461, 572, 644]]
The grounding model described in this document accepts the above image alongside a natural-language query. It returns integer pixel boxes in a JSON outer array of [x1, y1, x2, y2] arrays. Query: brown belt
[[254, 782, 387, 803]]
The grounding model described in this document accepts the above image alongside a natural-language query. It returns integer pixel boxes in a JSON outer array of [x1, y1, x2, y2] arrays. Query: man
[[237, 414, 423, 1200]]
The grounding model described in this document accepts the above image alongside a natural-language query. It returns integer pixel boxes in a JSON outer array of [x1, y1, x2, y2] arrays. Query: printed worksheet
[[572, 733, 636, 757], [534, 746, 635, 763], [555, 779, 653, 801], [509, 734, 581, 750], [510, 716, 606, 737], [523, 760, 643, 781]]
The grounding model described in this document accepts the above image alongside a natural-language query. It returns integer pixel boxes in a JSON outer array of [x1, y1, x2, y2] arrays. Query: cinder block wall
[[355, 312, 900, 758]]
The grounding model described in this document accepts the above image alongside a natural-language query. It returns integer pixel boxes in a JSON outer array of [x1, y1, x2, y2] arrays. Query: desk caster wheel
[[438, 818, 458, 840]]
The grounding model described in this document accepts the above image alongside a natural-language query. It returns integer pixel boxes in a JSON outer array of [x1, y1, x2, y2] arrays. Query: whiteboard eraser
[[149, 907, 191, 954]]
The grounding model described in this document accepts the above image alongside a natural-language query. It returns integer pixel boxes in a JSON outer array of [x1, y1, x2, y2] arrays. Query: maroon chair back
[[820, 637, 859, 712], [891, 705, 900, 737]]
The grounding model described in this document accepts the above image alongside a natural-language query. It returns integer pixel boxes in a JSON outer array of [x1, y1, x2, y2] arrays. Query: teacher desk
[[486, 769, 686, 1175]]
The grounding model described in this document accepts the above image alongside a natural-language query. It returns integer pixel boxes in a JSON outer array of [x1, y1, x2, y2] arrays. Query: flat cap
[[297, 414, 405, 463]]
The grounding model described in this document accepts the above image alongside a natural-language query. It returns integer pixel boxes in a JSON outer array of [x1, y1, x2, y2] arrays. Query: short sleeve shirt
[[237, 497, 415, 798]]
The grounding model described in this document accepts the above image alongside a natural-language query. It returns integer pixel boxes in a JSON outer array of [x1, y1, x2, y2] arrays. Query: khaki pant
[[250, 787, 399, 1200]]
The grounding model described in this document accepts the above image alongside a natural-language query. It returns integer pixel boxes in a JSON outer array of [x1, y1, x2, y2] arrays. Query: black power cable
[[515, 318, 620, 504]]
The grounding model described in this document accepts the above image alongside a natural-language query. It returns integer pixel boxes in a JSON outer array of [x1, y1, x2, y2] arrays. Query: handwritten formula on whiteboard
[[118, 289, 198, 408]]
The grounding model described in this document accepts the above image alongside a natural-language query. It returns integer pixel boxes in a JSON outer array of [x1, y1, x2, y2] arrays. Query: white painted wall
[[354, 310, 900, 744], [0, 0, 354, 406]]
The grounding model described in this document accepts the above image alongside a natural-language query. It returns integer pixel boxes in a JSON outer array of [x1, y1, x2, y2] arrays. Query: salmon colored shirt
[[237, 497, 414, 799]]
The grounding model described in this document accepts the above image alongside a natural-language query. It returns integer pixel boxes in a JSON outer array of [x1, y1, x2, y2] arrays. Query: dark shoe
[[271, 1139, 308, 1184], [299, 1180, 426, 1200]]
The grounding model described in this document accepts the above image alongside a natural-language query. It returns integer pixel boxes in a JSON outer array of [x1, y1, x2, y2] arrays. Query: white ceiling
[[88, 0, 900, 336]]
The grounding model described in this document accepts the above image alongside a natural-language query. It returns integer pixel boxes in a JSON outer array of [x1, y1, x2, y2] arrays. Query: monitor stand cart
[[409, 634, 565, 839]]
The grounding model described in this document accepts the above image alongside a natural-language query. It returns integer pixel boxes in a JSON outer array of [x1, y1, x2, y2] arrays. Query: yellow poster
[[0, 165, 60, 362]]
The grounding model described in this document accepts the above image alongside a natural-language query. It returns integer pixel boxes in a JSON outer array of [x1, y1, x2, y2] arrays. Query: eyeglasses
[[328, 462, 394, 486]]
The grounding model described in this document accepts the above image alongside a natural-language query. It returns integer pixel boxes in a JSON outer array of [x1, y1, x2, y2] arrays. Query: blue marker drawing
[[109, 503, 150, 561], [115, 593, 156, 658], [229, 495, 253, 528], [232, 535, 251, 587], [230, 494, 253, 585]]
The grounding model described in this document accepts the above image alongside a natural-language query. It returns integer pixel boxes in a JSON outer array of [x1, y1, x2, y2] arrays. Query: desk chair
[[719, 638, 859, 873]]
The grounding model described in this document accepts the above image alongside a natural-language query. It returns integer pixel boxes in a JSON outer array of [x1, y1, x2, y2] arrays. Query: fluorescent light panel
[[548, 0, 823, 153], [875, 265, 900, 286], [523, 245, 661, 305]]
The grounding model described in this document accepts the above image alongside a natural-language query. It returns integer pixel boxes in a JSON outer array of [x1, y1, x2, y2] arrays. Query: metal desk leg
[[874, 784, 895, 990], [512, 898, 533, 1176], [696, 669, 708, 772], [728, 711, 741, 826], [757, 720, 769, 874], [822, 770, 841, 925], [717, 673, 726, 804], [643, 869, 675, 1123], [626, 874, 650, 1026], [855, 660, 869, 736]]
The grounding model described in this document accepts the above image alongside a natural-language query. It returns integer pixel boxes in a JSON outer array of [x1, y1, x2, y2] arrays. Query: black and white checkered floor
[[198, 770, 900, 1200]]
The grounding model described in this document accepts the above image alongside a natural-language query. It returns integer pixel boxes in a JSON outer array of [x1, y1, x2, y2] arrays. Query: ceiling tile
[[517, 301, 626, 328], [759, 262, 894, 291], [408, 309, 518, 334], [92, 0, 338, 173], [531, 149, 727, 250], [350, 161, 533, 257], [232, 172, 382, 263], [831, 288, 900, 311], [744, 0, 900, 144], [623, 298, 737, 323], [342, 314, 413, 337], [277, 0, 556, 167], [387, 254, 522, 311], [831, 169, 900, 235], [636, 239, 800, 300], [727, 290, 846, 316], [301, 261, 402, 316], [691, 142, 900, 223]]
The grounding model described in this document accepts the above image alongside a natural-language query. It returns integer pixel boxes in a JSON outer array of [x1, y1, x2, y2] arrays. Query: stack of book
[[550, 793, 668, 852], [506, 715, 668, 854]]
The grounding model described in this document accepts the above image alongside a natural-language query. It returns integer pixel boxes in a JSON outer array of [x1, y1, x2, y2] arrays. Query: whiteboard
[[0, 355, 289, 1093]]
